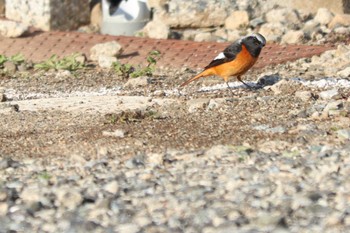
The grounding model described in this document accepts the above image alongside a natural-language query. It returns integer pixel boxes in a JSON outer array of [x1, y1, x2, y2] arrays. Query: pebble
[[337, 129, 350, 139], [186, 98, 210, 113], [225, 10, 249, 30], [314, 8, 334, 25], [103, 180, 119, 195], [90, 41, 123, 61], [319, 89, 339, 100]]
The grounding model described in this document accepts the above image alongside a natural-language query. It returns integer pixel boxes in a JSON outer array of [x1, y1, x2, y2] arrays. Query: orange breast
[[213, 45, 258, 78]]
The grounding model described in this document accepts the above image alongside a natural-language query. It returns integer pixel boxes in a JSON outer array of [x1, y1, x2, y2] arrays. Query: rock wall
[[5, 0, 90, 31]]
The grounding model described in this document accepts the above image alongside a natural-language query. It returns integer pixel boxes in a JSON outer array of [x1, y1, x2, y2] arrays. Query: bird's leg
[[224, 77, 236, 102], [225, 81, 235, 97], [237, 76, 255, 90]]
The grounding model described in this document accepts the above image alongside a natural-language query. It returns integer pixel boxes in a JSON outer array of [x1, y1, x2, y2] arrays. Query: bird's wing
[[204, 42, 242, 69]]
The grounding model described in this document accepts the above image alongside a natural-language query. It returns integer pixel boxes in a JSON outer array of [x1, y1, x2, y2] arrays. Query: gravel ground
[[0, 44, 350, 232]]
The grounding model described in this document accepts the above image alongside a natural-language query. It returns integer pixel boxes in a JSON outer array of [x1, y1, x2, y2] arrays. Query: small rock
[[250, 17, 265, 27], [226, 29, 241, 42], [124, 76, 149, 88], [74, 54, 87, 65], [142, 19, 169, 39], [55, 70, 71, 78], [147, 153, 164, 166], [187, 98, 210, 113], [333, 26, 350, 34], [102, 129, 125, 138], [0, 20, 28, 37], [319, 89, 339, 100], [90, 41, 123, 61], [0, 202, 8, 216], [20, 186, 41, 203], [225, 11, 249, 30], [269, 79, 301, 95], [207, 98, 225, 110], [98, 55, 117, 68], [104, 180, 119, 195], [314, 8, 334, 25], [3, 61, 17, 72], [294, 90, 312, 101], [281, 30, 304, 44], [0, 158, 20, 170], [56, 188, 83, 210], [258, 23, 285, 42], [337, 129, 350, 139], [265, 8, 300, 25], [328, 14, 350, 29], [337, 67, 350, 78], [194, 32, 213, 42], [115, 223, 140, 233], [322, 100, 343, 118], [303, 20, 320, 36]]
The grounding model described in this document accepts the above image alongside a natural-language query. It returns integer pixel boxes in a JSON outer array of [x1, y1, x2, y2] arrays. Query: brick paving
[[0, 31, 334, 70]]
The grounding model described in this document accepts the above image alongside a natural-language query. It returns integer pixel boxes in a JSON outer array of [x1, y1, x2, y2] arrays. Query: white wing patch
[[213, 52, 226, 60]]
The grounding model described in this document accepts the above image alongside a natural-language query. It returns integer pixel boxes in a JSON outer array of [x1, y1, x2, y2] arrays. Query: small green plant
[[0, 53, 25, 67], [112, 50, 161, 79], [38, 171, 52, 180], [34, 53, 84, 71]]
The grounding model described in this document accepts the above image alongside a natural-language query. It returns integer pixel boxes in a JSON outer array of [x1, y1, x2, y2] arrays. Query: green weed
[[112, 50, 161, 79], [34, 53, 85, 71]]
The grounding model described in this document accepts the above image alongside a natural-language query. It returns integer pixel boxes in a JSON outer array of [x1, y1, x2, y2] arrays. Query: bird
[[180, 33, 266, 89]]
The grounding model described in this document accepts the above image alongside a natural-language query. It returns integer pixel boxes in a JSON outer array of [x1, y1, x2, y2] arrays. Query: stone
[[147, 153, 164, 166], [142, 19, 169, 39], [124, 76, 149, 88], [0, 20, 28, 38], [269, 79, 301, 95], [147, 0, 167, 9], [207, 98, 226, 110], [187, 98, 210, 113], [97, 55, 117, 68], [226, 30, 241, 42], [322, 100, 343, 117], [5, 0, 90, 31], [250, 17, 265, 27], [90, 41, 123, 61], [337, 129, 350, 139], [225, 11, 249, 30], [303, 20, 320, 36], [104, 180, 119, 194], [0, 158, 20, 170], [194, 32, 213, 42], [337, 67, 350, 78], [319, 89, 339, 100], [265, 8, 300, 25], [258, 23, 286, 42], [281, 30, 304, 44], [102, 129, 125, 138], [295, 90, 312, 101], [56, 188, 83, 210], [115, 223, 140, 233], [20, 186, 41, 203], [328, 13, 350, 29], [155, 1, 232, 28], [0, 202, 8, 216], [314, 8, 334, 25]]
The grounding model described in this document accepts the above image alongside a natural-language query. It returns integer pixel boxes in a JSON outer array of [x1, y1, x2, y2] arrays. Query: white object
[[101, 0, 151, 36]]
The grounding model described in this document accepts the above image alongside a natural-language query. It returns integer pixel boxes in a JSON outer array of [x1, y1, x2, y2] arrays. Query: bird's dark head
[[241, 33, 266, 58]]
